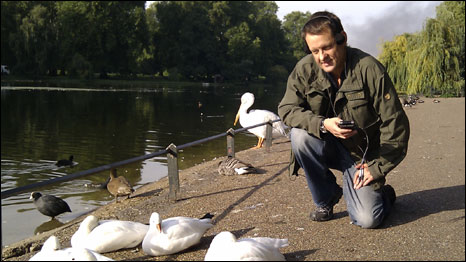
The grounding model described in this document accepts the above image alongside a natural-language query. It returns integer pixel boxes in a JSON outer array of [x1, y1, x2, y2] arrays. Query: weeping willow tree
[[379, 33, 412, 94], [379, 1, 465, 97]]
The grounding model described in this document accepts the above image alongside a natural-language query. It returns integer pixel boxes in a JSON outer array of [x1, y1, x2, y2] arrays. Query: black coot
[[56, 155, 74, 167], [29, 192, 72, 219]]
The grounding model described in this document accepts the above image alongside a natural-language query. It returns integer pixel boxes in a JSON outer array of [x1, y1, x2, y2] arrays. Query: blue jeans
[[290, 128, 392, 228]]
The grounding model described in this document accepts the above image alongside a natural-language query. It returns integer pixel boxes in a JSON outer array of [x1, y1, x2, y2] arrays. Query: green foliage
[[15, 2, 58, 76], [1, 1, 297, 82], [379, 1, 465, 97], [379, 33, 412, 93], [265, 64, 288, 83], [2, 1, 147, 78], [69, 53, 92, 79], [1, 1, 35, 71], [282, 11, 312, 61], [5, 0, 462, 96]]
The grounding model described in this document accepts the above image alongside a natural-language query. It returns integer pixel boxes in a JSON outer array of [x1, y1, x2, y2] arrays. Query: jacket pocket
[[305, 89, 328, 115], [345, 92, 379, 129]]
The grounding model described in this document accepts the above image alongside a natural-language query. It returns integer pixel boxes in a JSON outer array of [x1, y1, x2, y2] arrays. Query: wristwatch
[[320, 118, 328, 133]]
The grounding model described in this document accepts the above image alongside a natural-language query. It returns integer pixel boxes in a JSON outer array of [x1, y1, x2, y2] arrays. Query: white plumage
[[142, 212, 213, 256], [234, 92, 287, 149], [71, 215, 149, 253], [29, 235, 114, 261], [204, 231, 289, 261]]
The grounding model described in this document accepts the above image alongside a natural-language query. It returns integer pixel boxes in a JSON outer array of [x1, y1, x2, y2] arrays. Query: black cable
[[326, 85, 370, 181], [356, 128, 369, 182]]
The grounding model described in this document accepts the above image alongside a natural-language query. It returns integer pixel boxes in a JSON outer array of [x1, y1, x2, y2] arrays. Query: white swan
[[204, 231, 288, 261], [29, 235, 114, 261], [71, 215, 149, 253], [142, 212, 213, 256], [234, 92, 287, 149]]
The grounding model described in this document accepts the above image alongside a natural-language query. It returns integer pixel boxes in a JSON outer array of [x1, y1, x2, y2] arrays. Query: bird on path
[[30, 235, 114, 261], [234, 92, 287, 149], [29, 192, 71, 220], [71, 215, 149, 254], [400, 97, 412, 107], [204, 231, 289, 261], [217, 156, 257, 176], [56, 155, 74, 167], [106, 168, 134, 202], [142, 211, 213, 256]]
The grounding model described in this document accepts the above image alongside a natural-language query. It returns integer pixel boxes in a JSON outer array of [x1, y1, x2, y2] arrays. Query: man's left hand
[[353, 163, 374, 190]]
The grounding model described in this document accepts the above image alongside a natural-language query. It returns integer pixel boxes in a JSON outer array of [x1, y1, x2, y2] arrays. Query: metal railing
[[1, 119, 281, 201]]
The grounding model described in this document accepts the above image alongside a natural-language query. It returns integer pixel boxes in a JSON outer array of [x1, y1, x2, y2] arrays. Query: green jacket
[[278, 47, 410, 190]]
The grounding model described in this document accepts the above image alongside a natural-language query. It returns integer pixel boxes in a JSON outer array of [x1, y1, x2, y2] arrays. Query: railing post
[[226, 128, 235, 157], [166, 143, 179, 202], [265, 120, 273, 151]]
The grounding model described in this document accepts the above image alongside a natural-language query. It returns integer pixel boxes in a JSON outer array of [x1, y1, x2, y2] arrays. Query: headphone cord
[[326, 86, 370, 182], [356, 128, 369, 182], [326, 73, 370, 182]]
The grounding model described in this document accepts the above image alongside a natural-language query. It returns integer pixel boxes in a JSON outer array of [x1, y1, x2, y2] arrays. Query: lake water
[[1, 81, 287, 247]]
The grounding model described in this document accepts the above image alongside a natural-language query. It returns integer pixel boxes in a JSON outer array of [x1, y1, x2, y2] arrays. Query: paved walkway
[[2, 98, 464, 261]]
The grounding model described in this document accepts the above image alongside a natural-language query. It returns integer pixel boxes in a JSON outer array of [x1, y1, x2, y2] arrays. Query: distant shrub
[[69, 53, 93, 79], [265, 65, 288, 83]]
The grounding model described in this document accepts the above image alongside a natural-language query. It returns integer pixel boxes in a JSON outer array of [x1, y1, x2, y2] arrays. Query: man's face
[[305, 28, 346, 76]]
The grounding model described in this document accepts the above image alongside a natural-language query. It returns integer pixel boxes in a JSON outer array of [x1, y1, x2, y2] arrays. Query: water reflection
[[1, 83, 286, 246], [34, 219, 65, 235]]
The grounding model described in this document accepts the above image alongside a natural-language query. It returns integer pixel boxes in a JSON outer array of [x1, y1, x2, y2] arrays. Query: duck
[[142, 211, 213, 256], [29, 235, 114, 261], [29, 192, 71, 220], [56, 155, 74, 167], [234, 92, 287, 149], [400, 97, 412, 107], [217, 156, 257, 176], [106, 168, 134, 202], [204, 231, 289, 261], [71, 215, 149, 254]]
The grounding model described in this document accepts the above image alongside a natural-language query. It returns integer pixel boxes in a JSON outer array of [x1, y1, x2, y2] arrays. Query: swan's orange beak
[[234, 112, 240, 126], [156, 223, 162, 233]]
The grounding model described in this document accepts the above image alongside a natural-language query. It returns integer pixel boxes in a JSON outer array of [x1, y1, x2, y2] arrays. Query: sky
[[145, 1, 443, 57]]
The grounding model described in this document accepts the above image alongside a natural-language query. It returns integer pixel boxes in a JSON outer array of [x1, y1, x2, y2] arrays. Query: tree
[[1, 1, 35, 71], [250, 1, 290, 79], [379, 1, 465, 97], [176, 1, 216, 80], [139, 2, 162, 76], [437, 1, 465, 81], [55, 1, 148, 78], [224, 21, 259, 80], [1, 1, 299, 82], [378, 33, 412, 93], [56, 1, 93, 77], [15, 2, 58, 76], [282, 11, 311, 61]]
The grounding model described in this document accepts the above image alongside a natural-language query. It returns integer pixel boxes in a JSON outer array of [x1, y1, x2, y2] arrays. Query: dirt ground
[[2, 97, 465, 261]]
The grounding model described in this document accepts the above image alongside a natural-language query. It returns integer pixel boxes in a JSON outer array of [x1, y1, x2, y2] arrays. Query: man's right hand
[[323, 117, 357, 139]]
